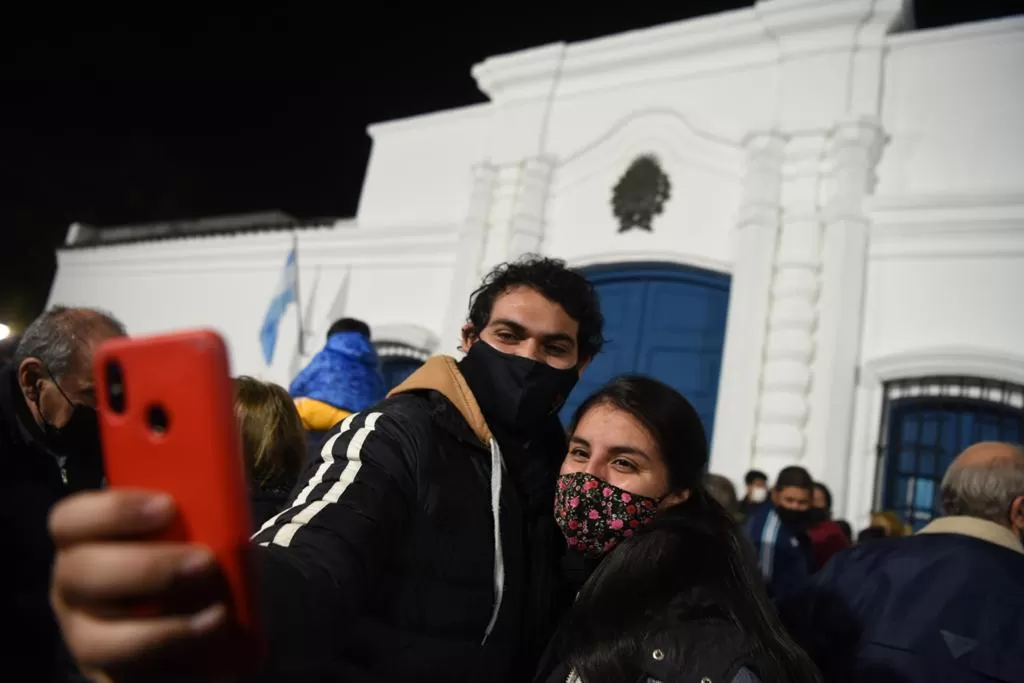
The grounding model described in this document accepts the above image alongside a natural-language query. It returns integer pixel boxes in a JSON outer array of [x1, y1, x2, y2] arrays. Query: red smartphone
[[93, 329, 262, 663]]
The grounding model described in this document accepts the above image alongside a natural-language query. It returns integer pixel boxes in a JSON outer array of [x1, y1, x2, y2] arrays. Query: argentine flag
[[260, 246, 298, 365]]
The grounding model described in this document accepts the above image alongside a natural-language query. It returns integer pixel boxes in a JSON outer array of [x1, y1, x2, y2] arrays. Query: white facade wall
[[47, 0, 1024, 527]]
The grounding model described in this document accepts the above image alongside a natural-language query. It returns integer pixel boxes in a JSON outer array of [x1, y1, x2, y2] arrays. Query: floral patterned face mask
[[554, 471, 661, 558]]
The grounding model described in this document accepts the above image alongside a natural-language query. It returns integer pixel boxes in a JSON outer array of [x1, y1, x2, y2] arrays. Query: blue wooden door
[[559, 264, 731, 440], [883, 396, 1023, 530]]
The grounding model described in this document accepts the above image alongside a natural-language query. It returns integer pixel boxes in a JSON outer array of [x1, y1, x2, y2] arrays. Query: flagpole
[[292, 231, 305, 356]]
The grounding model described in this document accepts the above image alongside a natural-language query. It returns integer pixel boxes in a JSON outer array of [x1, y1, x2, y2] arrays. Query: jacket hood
[[388, 355, 492, 446], [289, 331, 386, 413]]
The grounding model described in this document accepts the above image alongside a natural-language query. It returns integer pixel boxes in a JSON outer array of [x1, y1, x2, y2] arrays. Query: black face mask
[[805, 507, 830, 527], [775, 506, 811, 530], [35, 370, 102, 459], [458, 340, 579, 436]]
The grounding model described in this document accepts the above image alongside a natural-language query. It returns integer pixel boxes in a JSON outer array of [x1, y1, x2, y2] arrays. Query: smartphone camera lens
[[146, 404, 170, 436], [105, 360, 126, 414]]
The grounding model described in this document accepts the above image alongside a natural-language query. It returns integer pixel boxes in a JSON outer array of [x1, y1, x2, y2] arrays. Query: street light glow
[[0, 323, 10, 341]]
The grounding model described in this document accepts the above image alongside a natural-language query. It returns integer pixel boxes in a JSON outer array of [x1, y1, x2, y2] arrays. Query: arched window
[[876, 376, 1024, 531], [376, 341, 430, 391]]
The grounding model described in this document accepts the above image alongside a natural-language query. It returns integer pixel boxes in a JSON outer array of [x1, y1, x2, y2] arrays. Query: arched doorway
[[560, 263, 731, 440]]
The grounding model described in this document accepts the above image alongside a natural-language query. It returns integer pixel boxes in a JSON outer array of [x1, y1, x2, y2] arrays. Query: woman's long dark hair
[[560, 375, 820, 683]]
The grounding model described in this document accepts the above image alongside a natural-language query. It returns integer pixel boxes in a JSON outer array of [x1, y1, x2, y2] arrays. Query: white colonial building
[[47, 0, 1024, 530]]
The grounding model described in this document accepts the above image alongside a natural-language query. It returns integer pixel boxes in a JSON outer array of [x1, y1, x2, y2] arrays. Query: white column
[[805, 117, 885, 511], [710, 132, 785, 487], [442, 162, 499, 351], [508, 156, 557, 259], [751, 134, 826, 479], [480, 156, 557, 270]]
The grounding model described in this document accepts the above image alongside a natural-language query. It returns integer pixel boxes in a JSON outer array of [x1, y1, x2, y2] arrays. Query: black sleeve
[[247, 399, 433, 678], [775, 549, 863, 678]]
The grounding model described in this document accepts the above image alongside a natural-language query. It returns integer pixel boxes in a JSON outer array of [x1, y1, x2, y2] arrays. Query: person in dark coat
[[289, 318, 386, 463], [805, 481, 851, 571], [745, 466, 815, 599], [536, 376, 820, 683], [0, 306, 125, 682], [778, 442, 1024, 683], [739, 469, 769, 520], [231, 376, 306, 529], [49, 255, 604, 682]]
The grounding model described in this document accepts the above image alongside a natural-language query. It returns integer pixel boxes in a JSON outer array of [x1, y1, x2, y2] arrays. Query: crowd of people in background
[[2, 255, 1022, 683]]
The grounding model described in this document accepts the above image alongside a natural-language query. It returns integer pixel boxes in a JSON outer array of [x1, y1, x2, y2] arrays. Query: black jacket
[[0, 364, 101, 682], [777, 520, 1024, 683], [249, 356, 568, 682], [540, 617, 764, 683]]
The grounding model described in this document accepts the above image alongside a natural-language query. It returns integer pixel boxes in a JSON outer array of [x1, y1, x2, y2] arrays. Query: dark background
[[1, 2, 1018, 330]]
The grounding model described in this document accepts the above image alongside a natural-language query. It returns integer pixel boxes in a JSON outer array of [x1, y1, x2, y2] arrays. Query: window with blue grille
[[376, 341, 429, 391], [876, 376, 1024, 531]]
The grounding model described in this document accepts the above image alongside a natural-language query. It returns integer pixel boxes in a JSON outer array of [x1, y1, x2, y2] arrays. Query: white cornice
[[868, 192, 1024, 233], [862, 347, 1024, 386], [55, 223, 461, 274], [471, 0, 911, 104], [564, 250, 733, 276], [473, 8, 774, 102], [868, 193, 1024, 259], [887, 14, 1024, 51], [366, 103, 492, 138]]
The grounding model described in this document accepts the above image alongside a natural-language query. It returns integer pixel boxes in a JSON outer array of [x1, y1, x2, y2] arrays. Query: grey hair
[[13, 306, 127, 380], [940, 445, 1024, 524]]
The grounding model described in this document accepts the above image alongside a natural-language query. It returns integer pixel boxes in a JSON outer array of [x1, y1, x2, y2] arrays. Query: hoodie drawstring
[[481, 437, 505, 644]]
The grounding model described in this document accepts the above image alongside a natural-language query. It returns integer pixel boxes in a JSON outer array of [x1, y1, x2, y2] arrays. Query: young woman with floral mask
[[536, 375, 821, 683]]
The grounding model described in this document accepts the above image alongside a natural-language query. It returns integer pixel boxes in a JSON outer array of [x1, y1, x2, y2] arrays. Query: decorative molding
[[807, 116, 888, 500], [56, 223, 462, 274], [752, 134, 828, 460], [868, 192, 1024, 223], [470, 0, 913, 105], [886, 14, 1024, 51], [711, 129, 784, 481], [755, 0, 908, 56], [472, 9, 774, 102], [868, 192, 1024, 259], [737, 131, 786, 228], [564, 251, 732, 276], [554, 110, 743, 199], [508, 156, 558, 259], [861, 347, 1024, 387], [480, 156, 557, 266], [869, 234, 1024, 260], [366, 103, 492, 138], [442, 162, 499, 347], [612, 155, 672, 233]]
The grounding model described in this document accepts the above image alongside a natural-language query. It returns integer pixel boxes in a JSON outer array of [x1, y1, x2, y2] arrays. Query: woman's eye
[[545, 345, 568, 356], [495, 331, 517, 342], [569, 448, 589, 460], [612, 458, 638, 472]]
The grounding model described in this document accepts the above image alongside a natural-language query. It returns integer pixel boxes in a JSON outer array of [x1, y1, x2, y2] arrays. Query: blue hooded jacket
[[289, 332, 386, 413]]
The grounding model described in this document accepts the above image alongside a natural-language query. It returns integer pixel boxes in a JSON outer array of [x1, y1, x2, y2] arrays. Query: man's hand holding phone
[[50, 489, 236, 682]]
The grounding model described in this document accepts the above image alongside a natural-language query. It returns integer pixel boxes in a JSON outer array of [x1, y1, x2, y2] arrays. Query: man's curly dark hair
[[466, 255, 605, 362]]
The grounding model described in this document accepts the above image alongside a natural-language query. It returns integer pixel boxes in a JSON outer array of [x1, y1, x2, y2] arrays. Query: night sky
[[1, 2, 1017, 331]]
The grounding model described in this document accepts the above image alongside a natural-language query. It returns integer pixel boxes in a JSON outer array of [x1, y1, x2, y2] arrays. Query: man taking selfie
[[49, 256, 604, 681]]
